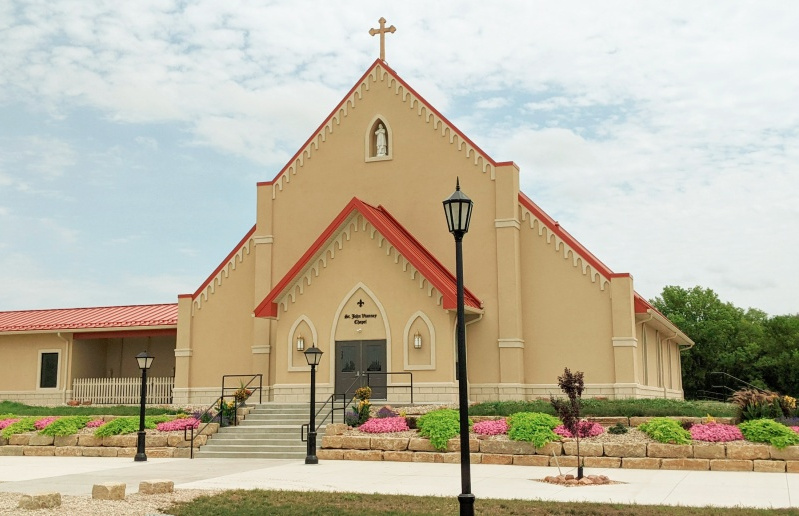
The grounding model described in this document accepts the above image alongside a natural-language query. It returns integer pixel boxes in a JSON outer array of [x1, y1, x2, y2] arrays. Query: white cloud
[[0, 1, 796, 315]]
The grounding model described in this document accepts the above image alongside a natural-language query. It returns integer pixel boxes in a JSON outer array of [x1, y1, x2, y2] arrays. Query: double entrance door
[[335, 340, 387, 400]]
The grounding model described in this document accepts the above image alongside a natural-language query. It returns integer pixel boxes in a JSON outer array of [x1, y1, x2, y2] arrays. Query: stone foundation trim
[[0, 390, 67, 406]]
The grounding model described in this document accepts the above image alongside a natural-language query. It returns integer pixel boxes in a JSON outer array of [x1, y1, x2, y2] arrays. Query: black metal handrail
[[185, 373, 262, 458], [710, 371, 768, 394], [221, 374, 263, 404], [185, 394, 244, 458], [366, 371, 414, 404], [301, 376, 360, 442]]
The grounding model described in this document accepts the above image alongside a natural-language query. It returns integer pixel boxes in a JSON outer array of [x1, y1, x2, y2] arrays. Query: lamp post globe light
[[134, 351, 154, 462], [303, 345, 323, 465], [442, 178, 475, 516]]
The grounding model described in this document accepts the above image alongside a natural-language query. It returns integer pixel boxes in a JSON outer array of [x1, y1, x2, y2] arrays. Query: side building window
[[39, 351, 59, 388]]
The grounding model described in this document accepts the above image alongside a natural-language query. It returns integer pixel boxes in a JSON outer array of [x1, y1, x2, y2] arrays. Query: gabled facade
[[0, 59, 692, 406], [171, 59, 693, 405]]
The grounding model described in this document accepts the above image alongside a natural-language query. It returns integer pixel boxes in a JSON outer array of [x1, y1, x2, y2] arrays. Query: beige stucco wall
[[0, 333, 67, 391], [0, 333, 68, 404], [518, 215, 615, 385], [187, 240, 257, 388], [71, 339, 106, 379]]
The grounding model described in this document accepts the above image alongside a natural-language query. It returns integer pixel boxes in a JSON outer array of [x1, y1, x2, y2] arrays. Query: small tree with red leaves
[[550, 368, 585, 478]]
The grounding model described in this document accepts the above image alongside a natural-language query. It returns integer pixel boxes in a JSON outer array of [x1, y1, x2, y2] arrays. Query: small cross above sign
[[357, 299, 365, 307], [369, 17, 396, 62]]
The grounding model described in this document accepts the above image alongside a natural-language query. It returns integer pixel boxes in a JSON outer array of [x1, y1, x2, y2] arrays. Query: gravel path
[[0, 489, 216, 516]]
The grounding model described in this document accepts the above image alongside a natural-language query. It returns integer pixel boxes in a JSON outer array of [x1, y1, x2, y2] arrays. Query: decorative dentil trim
[[275, 213, 445, 315], [272, 63, 496, 199], [519, 204, 610, 291], [193, 237, 253, 310]]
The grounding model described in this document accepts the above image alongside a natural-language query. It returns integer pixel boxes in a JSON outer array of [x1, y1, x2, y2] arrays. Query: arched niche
[[365, 115, 393, 162], [287, 315, 318, 371], [403, 311, 435, 370]]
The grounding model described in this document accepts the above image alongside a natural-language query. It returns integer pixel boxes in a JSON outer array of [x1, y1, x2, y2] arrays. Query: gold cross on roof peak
[[369, 17, 396, 62]]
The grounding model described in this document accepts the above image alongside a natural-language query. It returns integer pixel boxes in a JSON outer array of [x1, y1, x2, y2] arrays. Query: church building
[[0, 26, 693, 406]]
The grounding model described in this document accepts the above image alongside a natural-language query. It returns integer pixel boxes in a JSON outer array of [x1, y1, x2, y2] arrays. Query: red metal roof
[[254, 198, 482, 318], [0, 304, 178, 332]]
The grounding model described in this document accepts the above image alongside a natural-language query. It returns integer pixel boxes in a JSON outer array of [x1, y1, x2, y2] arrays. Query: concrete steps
[[195, 403, 327, 459]]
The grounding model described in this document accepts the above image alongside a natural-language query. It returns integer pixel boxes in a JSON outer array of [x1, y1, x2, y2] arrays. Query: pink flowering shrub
[[554, 421, 604, 438], [689, 422, 744, 442], [34, 417, 59, 430], [791, 427, 799, 434], [0, 418, 20, 430], [156, 418, 200, 432], [358, 416, 410, 434], [473, 418, 508, 436], [86, 419, 105, 428]]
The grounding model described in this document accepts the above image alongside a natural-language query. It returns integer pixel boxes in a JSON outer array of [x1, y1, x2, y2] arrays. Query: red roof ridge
[[518, 192, 615, 280], [258, 60, 499, 193], [254, 197, 481, 318], [187, 225, 257, 301]]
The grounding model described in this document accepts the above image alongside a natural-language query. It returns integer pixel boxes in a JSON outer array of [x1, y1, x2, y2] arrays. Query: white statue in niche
[[375, 123, 387, 156]]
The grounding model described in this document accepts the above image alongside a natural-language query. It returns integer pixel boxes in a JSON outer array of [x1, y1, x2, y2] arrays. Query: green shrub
[[469, 399, 735, 418], [417, 409, 469, 451], [39, 416, 92, 437], [94, 415, 173, 437], [507, 412, 560, 447], [638, 418, 691, 444], [739, 419, 799, 449], [1, 417, 37, 439], [608, 423, 629, 435]]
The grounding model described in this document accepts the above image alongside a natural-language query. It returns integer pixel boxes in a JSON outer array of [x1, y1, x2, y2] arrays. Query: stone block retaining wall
[[320, 433, 799, 473], [0, 423, 218, 458]]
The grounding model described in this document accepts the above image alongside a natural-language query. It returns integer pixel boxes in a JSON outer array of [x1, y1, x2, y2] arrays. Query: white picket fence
[[72, 377, 174, 405]]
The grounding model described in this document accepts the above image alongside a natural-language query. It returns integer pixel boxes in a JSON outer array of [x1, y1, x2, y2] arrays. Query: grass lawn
[[166, 490, 795, 515], [0, 401, 184, 417]]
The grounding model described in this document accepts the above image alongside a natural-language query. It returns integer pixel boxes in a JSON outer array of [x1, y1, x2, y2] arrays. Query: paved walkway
[[0, 456, 796, 509]]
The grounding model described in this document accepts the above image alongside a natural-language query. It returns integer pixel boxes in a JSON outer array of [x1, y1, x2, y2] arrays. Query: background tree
[[651, 286, 799, 399], [757, 315, 799, 395]]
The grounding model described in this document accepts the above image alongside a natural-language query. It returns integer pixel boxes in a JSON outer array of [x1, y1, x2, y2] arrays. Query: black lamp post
[[304, 345, 323, 465], [134, 350, 154, 462], [442, 178, 475, 516]]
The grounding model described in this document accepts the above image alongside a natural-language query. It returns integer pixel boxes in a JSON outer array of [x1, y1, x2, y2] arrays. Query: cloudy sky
[[1, 2, 797, 315]]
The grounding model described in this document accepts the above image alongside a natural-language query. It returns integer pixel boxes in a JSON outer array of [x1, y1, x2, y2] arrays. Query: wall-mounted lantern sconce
[[297, 334, 305, 351], [413, 331, 423, 349]]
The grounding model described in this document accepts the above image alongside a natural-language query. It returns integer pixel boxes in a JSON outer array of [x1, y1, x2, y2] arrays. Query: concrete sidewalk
[[0, 456, 796, 509]]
